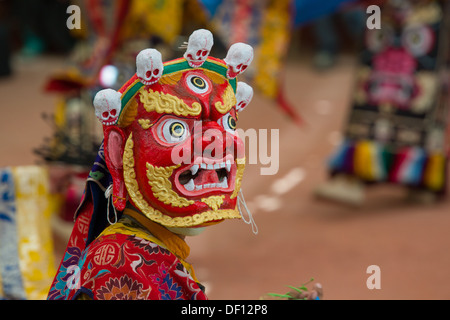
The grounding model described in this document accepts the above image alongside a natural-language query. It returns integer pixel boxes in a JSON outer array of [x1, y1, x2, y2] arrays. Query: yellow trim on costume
[[100, 218, 165, 249], [100, 208, 199, 282], [124, 208, 190, 259]]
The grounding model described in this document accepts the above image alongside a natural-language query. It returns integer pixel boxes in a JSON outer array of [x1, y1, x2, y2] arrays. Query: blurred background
[[0, 0, 449, 300]]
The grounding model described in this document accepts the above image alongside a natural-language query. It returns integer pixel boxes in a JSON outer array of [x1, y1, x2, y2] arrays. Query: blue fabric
[[403, 148, 427, 185], [76, 141, 115, 247], [197, 0, 358, 27], [293, 0, 358, 26], [328, 140, 351, 171], [0, 167, 26, 299], [198, 0, 223, 17]]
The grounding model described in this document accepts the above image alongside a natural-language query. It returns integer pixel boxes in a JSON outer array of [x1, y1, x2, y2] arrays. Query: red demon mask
[[93, 29, 254, 229]]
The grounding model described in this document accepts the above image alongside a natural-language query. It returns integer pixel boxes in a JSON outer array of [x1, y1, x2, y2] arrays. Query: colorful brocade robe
[[65, 209, 207, 300]]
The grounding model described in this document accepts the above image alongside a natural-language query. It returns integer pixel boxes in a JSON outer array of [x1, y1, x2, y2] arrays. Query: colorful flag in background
[[0, 166, 55, 300], [205, 0, 302, 124]]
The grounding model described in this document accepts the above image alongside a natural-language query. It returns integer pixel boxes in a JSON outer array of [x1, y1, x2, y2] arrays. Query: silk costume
[[48, 29, 254, 300]]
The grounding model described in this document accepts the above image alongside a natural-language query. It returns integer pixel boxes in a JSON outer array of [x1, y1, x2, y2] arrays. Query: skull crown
[[136, 49, 164, 85], [93, 29, 254, 128], [183, 29, 214, 68], [235, 82, 253, 112], [224, 43, 254, 79], [93, 88, 122, 126]]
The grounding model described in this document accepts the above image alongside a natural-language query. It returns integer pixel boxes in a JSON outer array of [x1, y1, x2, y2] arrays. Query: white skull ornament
[[183, 29, 214, 68], [136, 48, 164, 85], [93, 88, 122, 126], [224, 43, 253, 79], [235, 82, 253, 113]]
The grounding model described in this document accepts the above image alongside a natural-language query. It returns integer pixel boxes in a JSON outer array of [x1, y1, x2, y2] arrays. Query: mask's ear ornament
[[224, 43, 254, 79], [136, 48, 164, 85], [93, 88, 122, 126], [236, 82, 253, 113], [183, 29, 214, 68]]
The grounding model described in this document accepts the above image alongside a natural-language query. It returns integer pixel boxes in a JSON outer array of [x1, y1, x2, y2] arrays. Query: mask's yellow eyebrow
[[215, 85, 236, 114], [139, 88, 202, 117]]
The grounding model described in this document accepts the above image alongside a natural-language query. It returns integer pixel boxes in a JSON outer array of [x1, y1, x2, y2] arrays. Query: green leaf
[[302, 278, 315, 286], [267, 293, 294, 299], [299, 286, 309, 291], [286, 285, 306, 293]]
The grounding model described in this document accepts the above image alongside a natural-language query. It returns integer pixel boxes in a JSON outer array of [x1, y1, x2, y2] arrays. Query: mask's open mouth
[[174, 156, 236, 197]]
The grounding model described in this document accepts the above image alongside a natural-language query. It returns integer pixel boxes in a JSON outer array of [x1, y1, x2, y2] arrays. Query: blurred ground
[[1, 50, 450, 300]]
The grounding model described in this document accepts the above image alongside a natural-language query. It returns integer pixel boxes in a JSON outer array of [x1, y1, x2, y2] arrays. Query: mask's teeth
[[182, 160, 232, 192], [190, 164, 199, 175], [225, 160, 231, 172], [184, 179, 195, 191], [220, 177, 228, 188]]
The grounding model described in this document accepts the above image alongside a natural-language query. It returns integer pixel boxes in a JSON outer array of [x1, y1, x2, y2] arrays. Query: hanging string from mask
[[237, 189, 258, 235], [105, 184, 118, 225]]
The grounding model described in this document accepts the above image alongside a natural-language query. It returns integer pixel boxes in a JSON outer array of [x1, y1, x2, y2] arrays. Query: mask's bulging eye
[[218, 113, 237, 133], [186, 74, 210, 94], [157, 118, 190, 144], [170, 122, 185, 138], [227, 115, 236, 130], [191, 76, 206, 89]]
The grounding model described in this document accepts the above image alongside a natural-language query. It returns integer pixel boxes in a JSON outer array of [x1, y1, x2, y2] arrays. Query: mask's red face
[[94, 30, 254, 229], [121, 67, 246, 228]]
